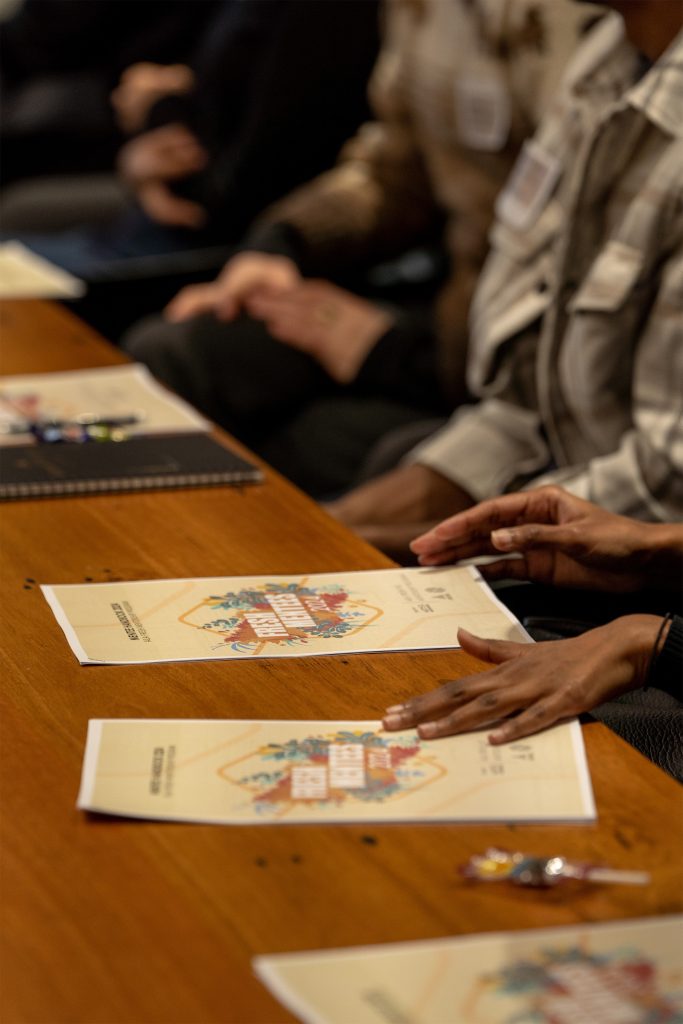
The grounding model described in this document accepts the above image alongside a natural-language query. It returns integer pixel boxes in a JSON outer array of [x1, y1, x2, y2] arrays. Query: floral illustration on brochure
[[178, 580, 383, 652], [471, 943, 683, 1023], [217, 730, 446, 813]]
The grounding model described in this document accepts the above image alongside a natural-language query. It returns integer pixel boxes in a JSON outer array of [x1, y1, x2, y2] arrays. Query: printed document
[[77, 718, 595, 824], [0, 363, 208, 441], [254, 916, 681, 1024], [43, 566, 528, 664]]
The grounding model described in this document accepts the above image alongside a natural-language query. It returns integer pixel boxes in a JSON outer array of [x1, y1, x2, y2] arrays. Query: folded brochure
[[77, 718, 595, 824], [0, 240, 85, 299], [253, 915, 682, 1024], [43, 566, 528, 664], [0, 362, 208, 442]]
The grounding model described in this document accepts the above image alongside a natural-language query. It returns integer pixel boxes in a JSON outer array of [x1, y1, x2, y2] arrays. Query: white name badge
[[496, 139, 562, 231], [455, 73, 511, 152]]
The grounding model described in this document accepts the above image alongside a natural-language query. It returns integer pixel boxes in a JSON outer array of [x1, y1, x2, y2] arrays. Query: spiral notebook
[[0, 433, 263, 500]]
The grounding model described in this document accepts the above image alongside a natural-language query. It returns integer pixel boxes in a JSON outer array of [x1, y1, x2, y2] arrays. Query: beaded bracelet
[[643, 611, 675, 690]]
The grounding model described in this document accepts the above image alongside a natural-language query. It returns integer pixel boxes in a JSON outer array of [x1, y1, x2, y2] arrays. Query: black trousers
[[122, 312, 439, 498]]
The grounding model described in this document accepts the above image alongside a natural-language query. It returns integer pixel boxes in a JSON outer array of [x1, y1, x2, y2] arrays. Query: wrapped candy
[[463, 847, 650, 887]]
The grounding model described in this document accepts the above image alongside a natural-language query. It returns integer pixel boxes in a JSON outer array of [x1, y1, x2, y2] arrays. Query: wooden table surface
[[1, 301, 681, 1024]]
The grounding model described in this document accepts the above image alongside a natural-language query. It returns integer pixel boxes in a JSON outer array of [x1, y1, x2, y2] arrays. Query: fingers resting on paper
[[382, 616, 662, 745]]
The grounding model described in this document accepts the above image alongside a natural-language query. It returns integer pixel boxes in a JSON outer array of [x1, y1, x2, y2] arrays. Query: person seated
[[0, 0, 215, 188], [3, 0, 380, 338], [383, 487, 682, 774], [1, 61, 201, 235], [328, 0, 683, 557], [123, 0, 594, 498], [110, 61, 197, 140]]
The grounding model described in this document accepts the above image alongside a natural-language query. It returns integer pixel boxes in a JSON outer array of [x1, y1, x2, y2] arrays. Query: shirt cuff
[[353, 314, 444, 410], [650, 615, 683, 701], [242, 221, 311, 272], [404, 400, 550, 501]]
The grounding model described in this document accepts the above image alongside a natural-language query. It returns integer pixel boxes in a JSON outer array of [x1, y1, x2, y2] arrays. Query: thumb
[[212, 271, 259, 321], [490, 522, 573, 554], [215, 295, 239, 321], [457, 628, 526, 664], [140, 182, 207, 228], [165, 283, 219, 322]]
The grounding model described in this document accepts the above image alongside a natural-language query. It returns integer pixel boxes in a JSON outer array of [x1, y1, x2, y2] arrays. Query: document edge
[[41, 584, 92, 664], [77, 720, 103, 809]]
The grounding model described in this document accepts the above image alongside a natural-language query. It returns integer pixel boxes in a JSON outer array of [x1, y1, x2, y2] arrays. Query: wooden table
[[1, 301, 681, 1024]]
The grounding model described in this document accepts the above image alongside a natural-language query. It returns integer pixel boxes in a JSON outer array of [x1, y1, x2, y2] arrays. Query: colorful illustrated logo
[[216, 730, 446, 815], [475, 944, 683, 1023], [178, 580, 383, 652]]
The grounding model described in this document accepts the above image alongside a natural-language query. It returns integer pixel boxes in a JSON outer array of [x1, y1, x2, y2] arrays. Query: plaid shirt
[[411, 14, 683, 521], [254, 0, 593, 402]]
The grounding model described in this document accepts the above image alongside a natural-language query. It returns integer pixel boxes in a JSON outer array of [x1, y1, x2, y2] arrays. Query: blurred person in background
[[0, 0, 215, 190], [124, 0, 596, 497], [1, 0, 380, 336]]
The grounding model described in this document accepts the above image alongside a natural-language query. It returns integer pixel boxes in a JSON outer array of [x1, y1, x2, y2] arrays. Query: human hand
[[326, 464, 474, 562], [411, 485, 683, 591], [165, 252, 301, 323], [245, 280, 394, 383], [383, 614, 666, 744], [117, 123, 208, 228], [111, 62, 195, 134]]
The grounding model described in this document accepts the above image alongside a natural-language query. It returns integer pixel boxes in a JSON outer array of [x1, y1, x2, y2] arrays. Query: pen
[[72, 413, 143, 427], [0, 413, 143, 434]]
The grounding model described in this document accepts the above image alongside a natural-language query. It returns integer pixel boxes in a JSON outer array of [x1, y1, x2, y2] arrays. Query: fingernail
[[383, 714, 404, 730], [417, 722, 438, 739], [491, 529, 515, 549], [488, 729, 504, 744], [385, 704, 404, 714]]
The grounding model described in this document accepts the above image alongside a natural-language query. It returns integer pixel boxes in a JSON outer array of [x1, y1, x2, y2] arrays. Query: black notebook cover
[[0, 434, 263, 500]]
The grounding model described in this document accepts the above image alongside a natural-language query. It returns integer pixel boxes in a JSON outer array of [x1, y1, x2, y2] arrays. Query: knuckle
[[565, 524, 583, 547], [543, 484, 563, 500], [443, 680, 466, 702], [558, 679, 585, 715]]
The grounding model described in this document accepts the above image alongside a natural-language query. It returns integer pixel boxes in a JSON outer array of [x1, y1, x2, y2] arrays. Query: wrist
[[641, 523, 683, 588], [648, 614, 682, 699], [242, 223, 307, 268], [603, 614, 671, 688], [409, 465, 475, 520], [328, 308, 394, 384]]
